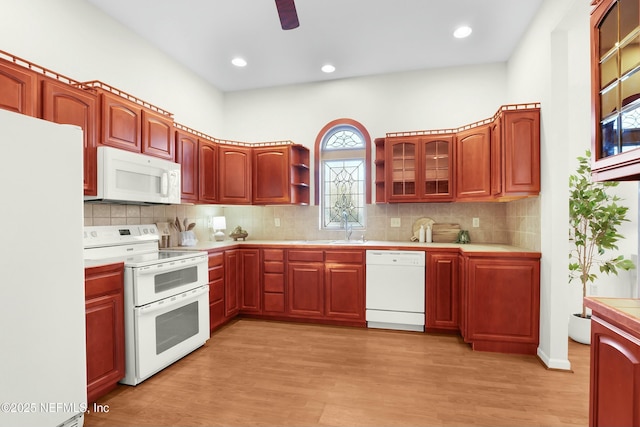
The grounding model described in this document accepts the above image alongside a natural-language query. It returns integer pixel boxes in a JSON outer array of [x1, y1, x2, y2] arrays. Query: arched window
[[314, 119, 371, 230]]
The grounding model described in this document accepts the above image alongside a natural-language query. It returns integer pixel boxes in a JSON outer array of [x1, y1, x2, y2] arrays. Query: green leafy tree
[[569, 150, 635, 318]]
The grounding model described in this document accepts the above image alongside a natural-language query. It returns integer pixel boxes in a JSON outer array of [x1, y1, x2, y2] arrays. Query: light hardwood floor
[[85, 319, 590, 427]]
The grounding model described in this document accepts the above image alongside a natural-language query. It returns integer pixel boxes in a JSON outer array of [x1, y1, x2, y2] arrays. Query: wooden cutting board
[[431, 223, 461, 243]]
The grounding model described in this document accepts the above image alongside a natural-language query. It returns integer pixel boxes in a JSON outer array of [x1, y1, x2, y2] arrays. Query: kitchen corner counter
[[585, 297, 640, 339], [170, 239, 540, 256]]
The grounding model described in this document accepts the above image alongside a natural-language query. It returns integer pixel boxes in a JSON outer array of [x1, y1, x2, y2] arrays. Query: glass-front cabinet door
[[386, 138, 418, 201], [592, 0, 640, 180], [421, 135, 454, 201]]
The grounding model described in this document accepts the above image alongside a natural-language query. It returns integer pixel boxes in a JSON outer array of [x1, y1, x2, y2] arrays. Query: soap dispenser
[[419, 224, 425, 243], [426, 224, 432, 243]]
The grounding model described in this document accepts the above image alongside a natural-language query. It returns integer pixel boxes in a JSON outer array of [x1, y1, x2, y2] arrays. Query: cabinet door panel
[[85, 294, 123, 392], [253, 147, 290, 204], [426, 252, 459, 330], [386, 139, 419, 201], [240, 249, 261, 313], [199, 141, 218, 203], [225, 250, 239, 317], [288, 263, 323, 316], [100, 93, 141, 152], [325, 264, 363, 320], [502, 110, 540, 194], [41, 80, 97, 196], [590, 317, 640, 427], [176, 131, 199, 202], [142, 110, 174, 160], [456, 125, 491, 199], [466, 258, 540, 348], [219, 146, 251, 204], [0, 58, 37, 116]]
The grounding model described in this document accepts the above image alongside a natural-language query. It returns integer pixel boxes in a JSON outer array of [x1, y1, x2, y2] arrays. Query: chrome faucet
[[342, 210, 353, 241]]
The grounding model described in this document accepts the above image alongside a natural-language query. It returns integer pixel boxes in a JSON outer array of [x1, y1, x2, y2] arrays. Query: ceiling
[[86, 0, 544, 93]]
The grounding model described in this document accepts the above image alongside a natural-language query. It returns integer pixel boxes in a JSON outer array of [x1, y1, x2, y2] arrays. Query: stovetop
[[83, 224, 206, 267]]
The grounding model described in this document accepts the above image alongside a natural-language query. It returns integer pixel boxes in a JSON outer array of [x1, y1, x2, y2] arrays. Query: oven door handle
[[136, 285, 208, 316]]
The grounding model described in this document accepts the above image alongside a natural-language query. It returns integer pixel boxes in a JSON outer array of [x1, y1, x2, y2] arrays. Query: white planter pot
[[568, 313, 591, 345]]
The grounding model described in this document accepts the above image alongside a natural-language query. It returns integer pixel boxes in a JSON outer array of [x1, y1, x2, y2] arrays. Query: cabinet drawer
[[263, 249, 284, 261], [209, 264, 224, 282], [264, 293, 285, 313], [85, 263, 124, 299], [264, 273, 285, 293], [209, 279, 224, 303], [325, 250, 364, 264], [208, 252, 224, 267], [288, 250, 324, 262], [264, 261, 284, 273]]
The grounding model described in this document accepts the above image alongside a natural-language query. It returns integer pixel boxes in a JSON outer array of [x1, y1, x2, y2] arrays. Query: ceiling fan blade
[[275, 0, 299, 30]]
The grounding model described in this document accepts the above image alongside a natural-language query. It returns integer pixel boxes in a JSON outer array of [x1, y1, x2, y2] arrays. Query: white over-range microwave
[[85, 146, 181, 204]]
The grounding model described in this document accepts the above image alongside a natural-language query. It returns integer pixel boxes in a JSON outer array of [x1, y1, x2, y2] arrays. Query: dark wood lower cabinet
[[426, 252, 459, 332], [588, 314, 640, 427], [461, 254, 540, 355], [288, 262, 324, 317], [240, 249, 261, 313], [84, 263, 124, 404]]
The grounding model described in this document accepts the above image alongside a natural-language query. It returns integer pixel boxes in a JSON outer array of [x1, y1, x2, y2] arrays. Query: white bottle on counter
[[419, 224, 425, 243], [426, 225, 432, 243]]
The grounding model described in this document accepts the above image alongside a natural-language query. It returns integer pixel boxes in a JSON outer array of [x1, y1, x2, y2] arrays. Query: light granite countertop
[[585, 297, 640, 336]]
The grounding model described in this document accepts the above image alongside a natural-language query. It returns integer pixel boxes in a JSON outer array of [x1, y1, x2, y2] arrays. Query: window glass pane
[[601, 115, 619, 157], [599, 3, 618, 58], [601, 82, 619, 118], [323, 129, 364, 150], [621, 105, 640, 151], [621, 35, 640, 75], [621, 68, 640, 107], [620, 0, 639, 41], [322, 159, 365, 228], [601, 53, 618, 89]]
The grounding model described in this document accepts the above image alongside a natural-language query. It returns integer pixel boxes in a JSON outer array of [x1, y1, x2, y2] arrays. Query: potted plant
[[568, 150, 635, 344]]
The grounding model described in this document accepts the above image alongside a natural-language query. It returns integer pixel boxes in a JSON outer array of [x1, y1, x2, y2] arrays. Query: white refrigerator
[[0, 109, 87, 427]]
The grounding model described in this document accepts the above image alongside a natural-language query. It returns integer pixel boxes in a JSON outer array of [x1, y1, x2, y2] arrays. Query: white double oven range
[[83, 224, 209, 386]]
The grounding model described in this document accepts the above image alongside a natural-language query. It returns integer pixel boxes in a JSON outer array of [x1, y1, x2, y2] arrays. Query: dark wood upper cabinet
[[141, 109, 174, 160], [253, 146, 291, 204], [252, 144, 310, 205], [456, 124, 492, 200], [41, 79, 98, 196], [378, 104, 540, 203], [0, 57, 38, 116], [199, 140, 219, 203], [175, 129, 199, 202], [218, 145, 252, 204], [86, 82, 175, 161], [591, 0, 640, 180]]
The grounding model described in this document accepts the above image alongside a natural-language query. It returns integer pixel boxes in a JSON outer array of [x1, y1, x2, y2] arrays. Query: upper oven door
[[131, 254, 207, 306]]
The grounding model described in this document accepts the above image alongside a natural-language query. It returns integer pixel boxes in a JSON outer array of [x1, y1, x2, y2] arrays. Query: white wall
[[0, 0, 225, 135], [507, 0, 638, 369]]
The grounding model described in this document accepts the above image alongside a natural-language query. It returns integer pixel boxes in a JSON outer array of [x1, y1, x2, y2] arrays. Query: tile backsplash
[[84, 197, 540, 251]]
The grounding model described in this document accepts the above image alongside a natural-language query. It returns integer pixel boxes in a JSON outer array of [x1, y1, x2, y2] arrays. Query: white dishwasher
[[366, 250, 426, 332]]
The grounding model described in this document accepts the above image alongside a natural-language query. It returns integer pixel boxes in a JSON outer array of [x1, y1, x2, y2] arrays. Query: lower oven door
[[125, 285, 209, 385]]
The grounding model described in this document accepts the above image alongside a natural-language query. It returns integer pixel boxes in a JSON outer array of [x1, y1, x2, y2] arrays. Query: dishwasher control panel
[[365, 250, 425, 266]]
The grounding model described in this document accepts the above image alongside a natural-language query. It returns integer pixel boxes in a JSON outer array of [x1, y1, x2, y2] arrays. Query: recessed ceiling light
[[321, 64, 336, 73], [453, 26, 472, 39], [231, 57, 247, 67]]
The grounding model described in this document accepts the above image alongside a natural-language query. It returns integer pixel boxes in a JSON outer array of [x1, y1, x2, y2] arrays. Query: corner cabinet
[[590, 0, 640, 181], [84, 263, 125, 404], [252, 144, 310, 205]]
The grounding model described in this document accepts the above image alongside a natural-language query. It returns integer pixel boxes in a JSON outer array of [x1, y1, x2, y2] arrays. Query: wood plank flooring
[[85, 319, 590, 427]]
